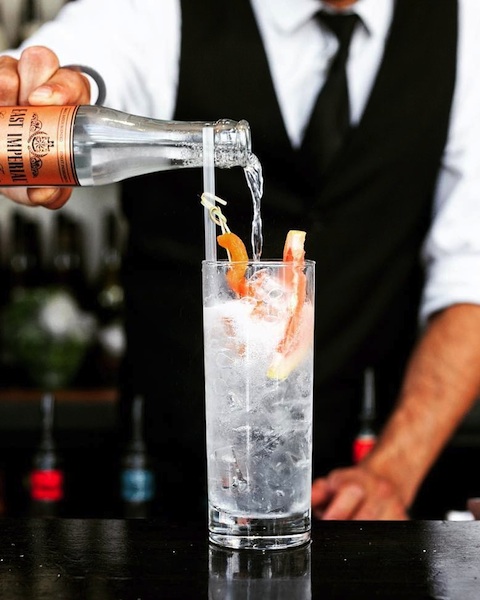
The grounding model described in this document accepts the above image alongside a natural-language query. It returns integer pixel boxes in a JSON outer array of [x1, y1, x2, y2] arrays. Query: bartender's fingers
[[27, 187, 73, 209], [320, 483, 365, 520], [18, 46, 91, 105], [312, 466, 409, 521], [312, 477, 365, 520], [18, 46, 60, 105], [322, 480, 408, 521], [0, 55, 22, 104], [0, 187, 73, 209], [311, 478, 334, 518]]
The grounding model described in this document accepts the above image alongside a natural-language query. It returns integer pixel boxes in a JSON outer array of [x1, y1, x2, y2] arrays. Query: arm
[[312, 302, 480, 519], [312, 1, 480, 521]]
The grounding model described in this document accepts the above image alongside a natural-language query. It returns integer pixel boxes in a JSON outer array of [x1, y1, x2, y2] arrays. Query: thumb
[[18, 45, 61, 105]]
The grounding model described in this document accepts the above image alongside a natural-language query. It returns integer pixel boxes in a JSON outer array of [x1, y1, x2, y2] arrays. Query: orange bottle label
[[0, 105, 79, 186]]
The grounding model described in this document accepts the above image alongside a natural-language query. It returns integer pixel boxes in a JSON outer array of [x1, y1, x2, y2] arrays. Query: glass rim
[[202, 258, 315, 267]]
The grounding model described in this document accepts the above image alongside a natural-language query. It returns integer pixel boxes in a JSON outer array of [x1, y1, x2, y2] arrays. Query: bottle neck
[[77, 106, 252, 169], [39, 392, 56, 449], [9, 213, 42, 289], [124, 395, 148, 455]]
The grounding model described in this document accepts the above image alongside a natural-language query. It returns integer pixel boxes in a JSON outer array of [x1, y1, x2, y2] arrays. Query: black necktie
[[302, 12, 360, 176]]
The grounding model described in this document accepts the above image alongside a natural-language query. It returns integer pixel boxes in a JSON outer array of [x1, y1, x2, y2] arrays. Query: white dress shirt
[[11, 0, 480, 324]]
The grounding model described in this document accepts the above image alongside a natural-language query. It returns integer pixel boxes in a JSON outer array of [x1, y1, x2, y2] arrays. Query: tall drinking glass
[[203, 258, 315, 550]]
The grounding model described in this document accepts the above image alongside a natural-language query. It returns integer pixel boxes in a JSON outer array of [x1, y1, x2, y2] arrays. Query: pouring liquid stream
[[244, 152, 264, 262], [202, 135, 264, 261]]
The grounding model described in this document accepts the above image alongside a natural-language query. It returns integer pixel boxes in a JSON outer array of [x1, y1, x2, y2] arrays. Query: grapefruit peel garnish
[[267, 230, 312, 381], [201, 194, 312, 381], [201, 192, 250, 297], [217, 232, 250, 296]]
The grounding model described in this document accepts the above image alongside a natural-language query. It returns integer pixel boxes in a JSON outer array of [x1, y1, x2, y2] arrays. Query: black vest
[[121, 0, 457, 473]]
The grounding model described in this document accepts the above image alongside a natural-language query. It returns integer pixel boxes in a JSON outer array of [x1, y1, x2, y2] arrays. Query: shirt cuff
[[420, 253, 480, 324]]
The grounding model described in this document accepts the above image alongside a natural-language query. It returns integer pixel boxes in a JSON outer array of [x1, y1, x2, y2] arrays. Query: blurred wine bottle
[[0, 0, 29, 48], [49, 212, 92, 309], [29, 392, 64, 517], [352, 368, 377, 464], [120, 395, 155, 518], [7, 211, 43, 298], [47, 211, 97, 385], [0, 222, 7, 305], [0, 212, 44, 386], [92, 210, 125, 385], [0, 222, 8, 386]]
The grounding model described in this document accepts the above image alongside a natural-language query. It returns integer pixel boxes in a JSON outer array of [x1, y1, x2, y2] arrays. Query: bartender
[[1, 0, 480, 520]]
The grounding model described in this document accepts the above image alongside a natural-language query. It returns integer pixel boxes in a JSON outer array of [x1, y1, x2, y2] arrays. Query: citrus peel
[[267, 230, 312, 380], [216, 225, 312, 381], [217, 232, 249, 296]]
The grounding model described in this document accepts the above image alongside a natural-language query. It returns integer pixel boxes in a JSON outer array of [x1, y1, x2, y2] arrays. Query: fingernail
[[30, 86, 53, 101], [28, 187, 59, 205]]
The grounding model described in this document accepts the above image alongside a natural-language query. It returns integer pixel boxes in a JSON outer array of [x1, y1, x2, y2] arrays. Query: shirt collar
[[255, 0, 394, 40]]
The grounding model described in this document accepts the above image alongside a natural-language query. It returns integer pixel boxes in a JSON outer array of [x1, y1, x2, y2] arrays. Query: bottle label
[[121, 469, 155, 503], [0, 106, 79, 186], [30, 469, 64, 502]]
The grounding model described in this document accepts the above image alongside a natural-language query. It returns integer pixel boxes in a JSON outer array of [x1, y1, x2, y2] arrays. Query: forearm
[[363, 303, 480, 508]]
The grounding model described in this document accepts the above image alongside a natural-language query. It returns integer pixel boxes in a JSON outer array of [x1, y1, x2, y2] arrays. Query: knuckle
[[0, 59, 20, 103], [358, 505, 379, 520], [376, 478, 394, 500], [59, 69, 91, 103], [21, 45, 59, 67]]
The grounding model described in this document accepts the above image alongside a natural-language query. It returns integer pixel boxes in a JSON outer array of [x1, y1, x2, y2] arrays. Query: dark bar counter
[[0, 517, 478, 599]]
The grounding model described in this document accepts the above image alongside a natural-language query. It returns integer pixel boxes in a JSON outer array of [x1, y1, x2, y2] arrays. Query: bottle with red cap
[[29, 392, 64, 516], [352, 368, 377, 464]]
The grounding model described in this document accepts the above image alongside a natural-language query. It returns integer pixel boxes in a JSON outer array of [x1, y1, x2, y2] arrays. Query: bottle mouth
[[236, 119, 252, 154], [214, 118, 252, 167]]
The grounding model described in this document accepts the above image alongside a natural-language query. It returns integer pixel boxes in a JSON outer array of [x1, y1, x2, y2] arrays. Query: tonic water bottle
[[0, 105, 252, 186]]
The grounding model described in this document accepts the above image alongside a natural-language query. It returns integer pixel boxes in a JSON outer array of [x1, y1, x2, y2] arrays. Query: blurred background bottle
[[48, 212, 92, 309], [120, 395, 155, 518], [0, 0, 29, 49], [0, 0, 68, 49], [46, 211, 97, 386], [0, 212, 44, 386], [28, 392, 64, 517], [0, 222, 8, 386], [352, 368, 377, 464], [92, 210, 125, 386], [7, 211, 43, 298]]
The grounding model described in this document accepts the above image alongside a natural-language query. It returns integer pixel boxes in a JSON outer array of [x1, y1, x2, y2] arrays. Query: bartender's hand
[[0, 45, 91, 209], [311, 464, 409, 520]]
